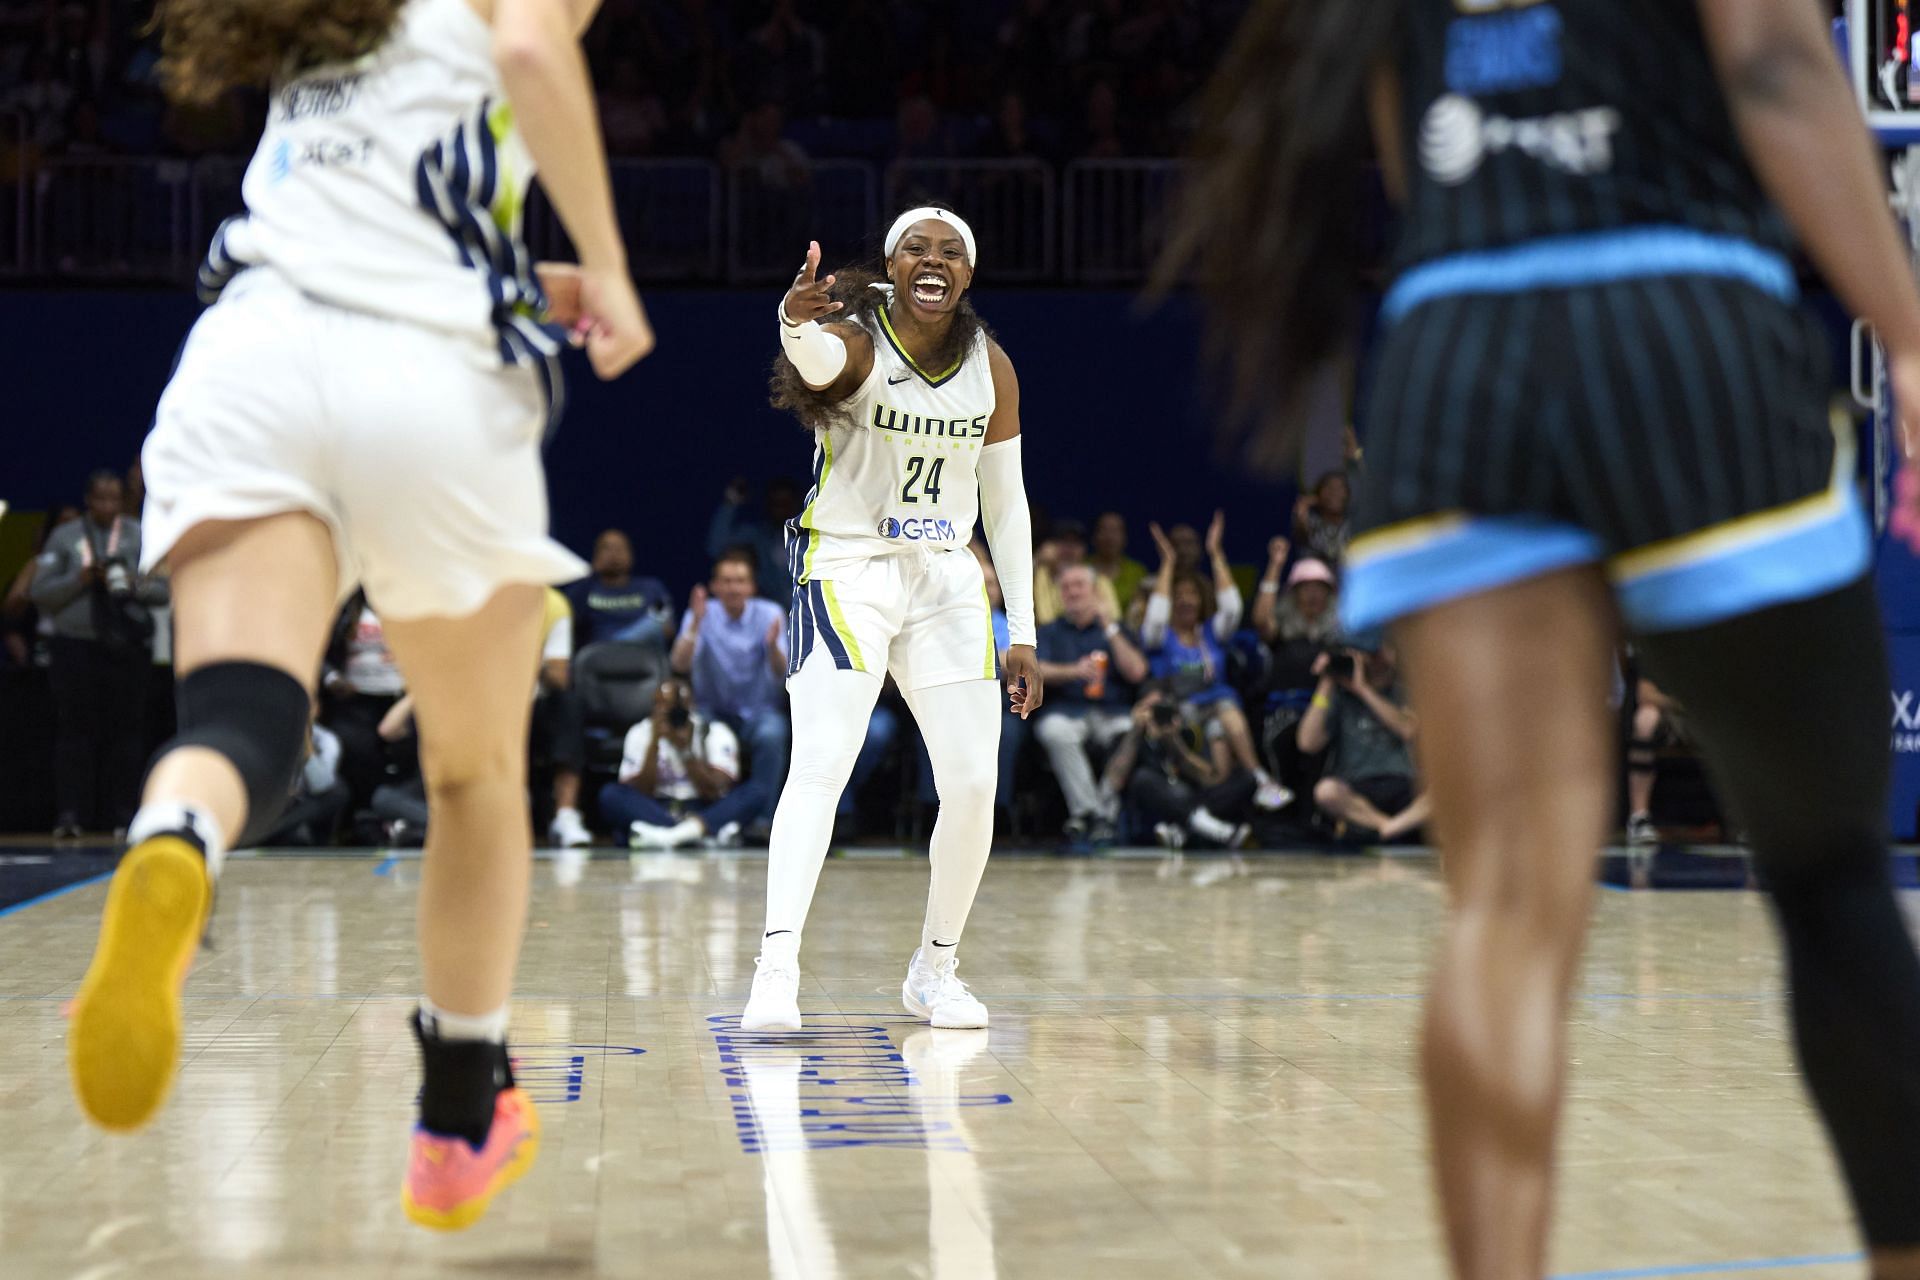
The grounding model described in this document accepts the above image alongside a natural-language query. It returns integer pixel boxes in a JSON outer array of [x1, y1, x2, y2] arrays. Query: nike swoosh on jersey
[[888, 373, 912, 384]]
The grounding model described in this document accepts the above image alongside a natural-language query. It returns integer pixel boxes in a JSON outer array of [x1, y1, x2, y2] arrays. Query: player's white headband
[[884, 208, 977, 268]]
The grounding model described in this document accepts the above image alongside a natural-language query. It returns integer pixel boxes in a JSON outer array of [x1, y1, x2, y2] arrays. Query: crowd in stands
[[6, 440, 1706, 852], [0, 1, 1246, 171]]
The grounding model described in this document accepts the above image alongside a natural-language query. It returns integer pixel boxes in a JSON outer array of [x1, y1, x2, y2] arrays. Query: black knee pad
[[174, 661, 312, 847]]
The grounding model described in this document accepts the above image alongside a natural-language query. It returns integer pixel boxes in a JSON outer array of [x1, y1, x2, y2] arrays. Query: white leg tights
[[762, 648, 883, 945], [905, 679, 1003, 955]]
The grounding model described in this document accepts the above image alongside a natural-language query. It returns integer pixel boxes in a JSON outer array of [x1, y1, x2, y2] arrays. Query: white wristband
[[778, 300, 848, 388]]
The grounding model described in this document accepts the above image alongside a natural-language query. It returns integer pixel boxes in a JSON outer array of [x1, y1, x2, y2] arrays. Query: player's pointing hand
[[782, 241, 843, 325]]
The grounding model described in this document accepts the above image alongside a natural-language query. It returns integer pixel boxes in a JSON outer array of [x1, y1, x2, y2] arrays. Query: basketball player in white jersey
[[742, 207, 1043, 1032], [64, 0, 651, 1231]]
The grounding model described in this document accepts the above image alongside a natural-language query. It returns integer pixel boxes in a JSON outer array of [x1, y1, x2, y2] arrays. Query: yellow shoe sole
[[402, 1094, 542, 1232], [68, 835, 210, 1132]]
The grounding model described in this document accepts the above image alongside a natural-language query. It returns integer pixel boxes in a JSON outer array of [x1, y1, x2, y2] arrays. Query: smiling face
[[1171, 577, 1204, 630], [890, 218, 972, 319]]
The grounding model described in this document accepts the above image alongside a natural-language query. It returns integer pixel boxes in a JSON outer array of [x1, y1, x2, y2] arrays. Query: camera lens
[[667, 706, 691, 728]]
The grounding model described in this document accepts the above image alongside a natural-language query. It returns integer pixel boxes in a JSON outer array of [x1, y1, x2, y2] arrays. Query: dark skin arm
[[671, 722, 735, 801], [985, 339, 1044, 718], [780, 240, 877, 397], [1696, 0, 1920, 449]]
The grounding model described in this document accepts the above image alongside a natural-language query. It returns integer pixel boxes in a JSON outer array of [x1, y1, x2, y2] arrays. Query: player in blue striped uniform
[[1167, 1, 1920, 1275]]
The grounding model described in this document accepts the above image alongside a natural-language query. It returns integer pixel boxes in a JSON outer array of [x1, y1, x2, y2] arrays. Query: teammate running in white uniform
[[64, 0, 651, 1232], [742, 206, 1043, 1032]]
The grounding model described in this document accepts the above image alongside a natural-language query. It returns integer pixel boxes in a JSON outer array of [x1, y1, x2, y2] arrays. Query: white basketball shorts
[[140, 268, 585, 620], [787, 548, 998, 693]]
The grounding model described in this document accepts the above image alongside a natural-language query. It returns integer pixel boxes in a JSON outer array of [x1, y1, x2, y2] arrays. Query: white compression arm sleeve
[[778, 301, 848, 388], [977, 436, 1036, 648]]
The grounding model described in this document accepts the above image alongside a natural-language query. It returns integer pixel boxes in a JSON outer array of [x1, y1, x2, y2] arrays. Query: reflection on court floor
[[0, 851, 1871, 1279]]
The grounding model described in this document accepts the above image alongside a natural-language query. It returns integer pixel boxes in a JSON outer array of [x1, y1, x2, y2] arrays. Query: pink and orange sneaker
[[401, 1086, 541, 1231]]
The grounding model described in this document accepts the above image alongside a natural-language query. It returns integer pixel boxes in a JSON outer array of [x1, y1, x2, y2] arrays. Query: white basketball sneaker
[[741, 953, 802, 1032], [902, 947, 989, 1029]]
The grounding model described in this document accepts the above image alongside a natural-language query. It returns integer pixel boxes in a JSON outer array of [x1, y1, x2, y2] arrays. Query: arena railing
[[0, 109, 25, 276], [1062, 159, 1188, 285], [726, 159, 877, 283], [34, 156, 195, 281], [527, 159, 723, 282], [885, 158, 1055, 282]]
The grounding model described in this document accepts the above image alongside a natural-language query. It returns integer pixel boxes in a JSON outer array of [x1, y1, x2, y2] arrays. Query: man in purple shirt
[[671, 549, 789, 823]]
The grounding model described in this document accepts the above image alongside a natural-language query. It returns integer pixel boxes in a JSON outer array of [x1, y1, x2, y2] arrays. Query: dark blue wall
[[5, 288, 1292, 597]]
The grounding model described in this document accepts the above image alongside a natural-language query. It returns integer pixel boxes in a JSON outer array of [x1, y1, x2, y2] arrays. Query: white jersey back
[[786, 288, 997, 585], [199, 0, 556, 368]]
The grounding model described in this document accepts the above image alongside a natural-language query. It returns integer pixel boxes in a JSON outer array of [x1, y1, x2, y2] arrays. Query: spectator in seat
[[369, 693, 428, 846], [720, 99, 811, 192], [1088, 510, 1147, 621], [1298, 644, 1429, 843], [1104, 685, 1257, 850], [1293, 468, 1354, 569], [600, 677, 763, 849], [1142, 511, 1292, 811], [259, 695, 350, 847], [1254, 540, 1341, 690], [707, 476, 802, 607], [1626, 678, 1681, 848], [1034, 519, 1119, 626], [320, 591, 408, 818], [536, 587, 593, 848], [1033, 564, 1148, 843], [1129, 520, 1202, 630], [30, 470, 167, 838], [568, 527, 673, 649], [672, 548, 790, 826]]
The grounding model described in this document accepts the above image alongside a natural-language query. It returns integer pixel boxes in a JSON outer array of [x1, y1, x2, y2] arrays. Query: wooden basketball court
[[0, 850, 1867, 1278]]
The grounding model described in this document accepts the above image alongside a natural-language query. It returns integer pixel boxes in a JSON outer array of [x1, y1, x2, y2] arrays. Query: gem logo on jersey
[[1420, 93, 1621, 186], [878, 517, 960, 543]]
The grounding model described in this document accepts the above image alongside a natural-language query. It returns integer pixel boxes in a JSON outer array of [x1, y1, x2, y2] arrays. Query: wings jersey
[[197, 0, 559, 371], [786, 287, 997, 585]]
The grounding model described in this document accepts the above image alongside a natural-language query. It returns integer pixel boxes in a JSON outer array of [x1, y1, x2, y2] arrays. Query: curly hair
[[155, 0, 406, 104], [768, 263, 996, 435]]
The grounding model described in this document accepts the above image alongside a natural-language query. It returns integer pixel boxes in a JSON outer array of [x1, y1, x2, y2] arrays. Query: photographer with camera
[[598, 676, 763, 850], [1102, 684, 1258, 849], [1297, 642, 1430, 843], [30, 470, 169, 838]]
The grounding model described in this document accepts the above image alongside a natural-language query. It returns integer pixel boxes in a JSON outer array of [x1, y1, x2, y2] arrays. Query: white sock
[[1254, 768, 1276, 787], [419, 998, 509, 1043], [555, 806, 581, 824], [128, 801, 228, 879], [907, 679, 1002, 961], [760, 929, 800, 964]]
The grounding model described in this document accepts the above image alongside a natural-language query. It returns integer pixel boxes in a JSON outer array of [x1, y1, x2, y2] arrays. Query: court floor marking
[[1552, 1251, 1860, 1278], [0, 870, 112, 920]]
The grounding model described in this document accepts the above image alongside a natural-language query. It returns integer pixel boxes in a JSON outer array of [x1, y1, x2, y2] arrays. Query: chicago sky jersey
[[787, 285, 996, 585], [1392, 0, 1792, 271], [198, 0, 558, 370]]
